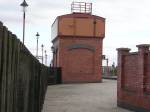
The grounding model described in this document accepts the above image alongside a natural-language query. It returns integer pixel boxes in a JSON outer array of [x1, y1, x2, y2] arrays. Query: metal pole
[[106, 58, 109, 76], [112, 62, 115, 75], [51, 46, 54, 67], [20, 0, 28, 44], [37, 37, 38, 57], [36, 32, 40, 58], [41, 44, 44, 64], [23, 11, 25, 44], [45, 54, 47, 65], [53, 51, 54, 67], [45, 50, 47, 65]]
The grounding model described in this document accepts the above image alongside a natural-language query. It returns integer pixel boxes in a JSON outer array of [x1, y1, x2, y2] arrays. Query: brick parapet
[[117, 44, 150, 112]]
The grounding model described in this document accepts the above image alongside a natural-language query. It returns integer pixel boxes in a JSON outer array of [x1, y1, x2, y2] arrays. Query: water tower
[[51, 2, 105, 83]]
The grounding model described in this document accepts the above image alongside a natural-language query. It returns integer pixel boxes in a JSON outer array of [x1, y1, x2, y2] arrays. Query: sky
[[0, 0, 150, 66]]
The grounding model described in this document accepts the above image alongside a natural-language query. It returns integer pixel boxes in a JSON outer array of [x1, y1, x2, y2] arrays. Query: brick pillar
[[136, 44, 150, 95], [117, 48, 130, 89]]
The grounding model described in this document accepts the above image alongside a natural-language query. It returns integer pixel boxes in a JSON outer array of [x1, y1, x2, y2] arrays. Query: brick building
[[51, 2, 105, 83], [117, 44, 150, 112]]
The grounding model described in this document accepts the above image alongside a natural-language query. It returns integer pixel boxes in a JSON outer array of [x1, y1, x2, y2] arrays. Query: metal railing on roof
[[71, 2, 92, 14]]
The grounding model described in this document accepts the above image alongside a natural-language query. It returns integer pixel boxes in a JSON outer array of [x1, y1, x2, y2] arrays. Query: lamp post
[[102, 55, 109, 76], [45, 50, 47, 65], [112, 62, 115, 75], [36, 32, 40, 57], [41, 44, 44, 64], [51, 46, 54, 67], [106, 58, 109, 75], [20, 0, 28, 45]]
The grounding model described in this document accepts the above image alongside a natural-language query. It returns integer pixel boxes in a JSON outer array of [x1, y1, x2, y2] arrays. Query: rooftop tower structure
[[51, 2, 105, 83]]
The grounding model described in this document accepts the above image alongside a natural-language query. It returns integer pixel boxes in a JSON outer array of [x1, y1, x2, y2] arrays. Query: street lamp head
[[20, 0, 28, 8], [41, 44, 44, 48], [51, 46, 54, 51], [102, 55, 106, 60], [36, 32, 40, 37]]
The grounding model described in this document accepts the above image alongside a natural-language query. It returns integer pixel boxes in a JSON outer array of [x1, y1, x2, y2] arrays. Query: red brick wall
[[54, 37, 103, 83], [123, 54, 138, 92], [117, 44, 150, 111], [145, 55, 150, 94]]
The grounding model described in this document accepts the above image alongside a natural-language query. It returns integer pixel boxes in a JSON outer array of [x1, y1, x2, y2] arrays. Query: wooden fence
[[0, 21, 49, 112]]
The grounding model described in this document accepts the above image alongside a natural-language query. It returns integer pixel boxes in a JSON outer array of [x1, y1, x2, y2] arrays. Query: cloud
[[36, 1, 67, 10]]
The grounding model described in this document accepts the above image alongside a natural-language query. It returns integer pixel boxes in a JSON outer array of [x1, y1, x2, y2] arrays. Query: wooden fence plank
[[1, 26, 8, 112], [6, 31, 13, 112], [0, 21, 3, 112], [15, 38, 22, 112], [0, 22, 3, 76], [11, 34, 17, 112]]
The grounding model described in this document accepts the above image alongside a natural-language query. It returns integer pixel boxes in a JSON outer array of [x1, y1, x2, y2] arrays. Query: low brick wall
[[117, 44, 150, 112], [0, 21, 49, 112]]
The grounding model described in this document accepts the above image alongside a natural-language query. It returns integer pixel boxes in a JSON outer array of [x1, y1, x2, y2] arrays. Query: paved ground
[[42, 80, 133, 112]]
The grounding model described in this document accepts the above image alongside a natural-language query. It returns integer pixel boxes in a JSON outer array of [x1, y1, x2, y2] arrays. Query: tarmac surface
[[42, 79, 133, 112]]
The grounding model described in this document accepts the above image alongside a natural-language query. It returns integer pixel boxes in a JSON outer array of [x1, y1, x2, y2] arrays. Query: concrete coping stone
[[136, 44, 150, 48], [116, 48, 131, 51]]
